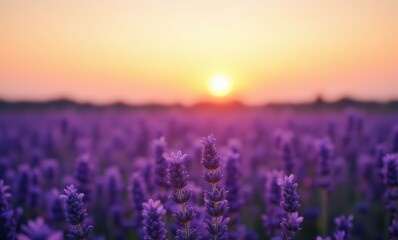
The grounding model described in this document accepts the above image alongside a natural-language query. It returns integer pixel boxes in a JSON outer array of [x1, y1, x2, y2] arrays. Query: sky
[[0, 0, 397, 105]]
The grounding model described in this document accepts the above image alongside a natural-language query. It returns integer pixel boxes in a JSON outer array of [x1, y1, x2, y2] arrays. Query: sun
[[207, 74, 233, 97]]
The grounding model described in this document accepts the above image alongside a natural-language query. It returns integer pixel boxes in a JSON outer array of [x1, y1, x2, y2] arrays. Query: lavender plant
[[316, 138, 334, 236], [201, 134, 229, 240], [128, 172, 148, 228], [142, 199, 167, 240], [47, 189, 65, 226], [18, 217, 63, 240], [0, 179, 17, 240], [381, 153, 398, 239], [224, 151, 242, 224], [153, 137, 169, 190], [60, 184, 93, 240], [74, 154, 92, 204], [278, 174, 303, 240], [0, 104, 397, 239], [167, 151, 199, 239], [262, 170, 284, 238], [333, 215, 354, 240]]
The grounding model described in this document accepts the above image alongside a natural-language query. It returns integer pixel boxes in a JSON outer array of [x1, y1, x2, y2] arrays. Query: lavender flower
[[14, 165, 30, 206], [316, 138, 333, 235], [224, 151, 243, 222], [262, 170, 284, 238], [389, 219, 398, 239], [167, 151, 199, 240], [201, 134, 229, 240], [316, 138, 334, 189], [0, 179, 16, 240], [60, 185, 93, 240], [142, 199, 167, 240], [393, 126, 398, 153], [334, 215, 354, 240], [74, 154, 92, 203], [47, 189, 65, 226], [18, 217, 63, 240], [128, 173, 148, 228], [277, 174, 303, 239], [333, 231, 346, 240], [375, 144, 386, 171], [382, 154, 398, 213], [104, 166, 123, 205], [153, 137, 169, 189], [41, 159, 59, 188], [281, 137, 295, 174]]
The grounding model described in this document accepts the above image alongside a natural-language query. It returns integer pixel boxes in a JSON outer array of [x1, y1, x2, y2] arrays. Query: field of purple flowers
[[0, 107, 397, 240]]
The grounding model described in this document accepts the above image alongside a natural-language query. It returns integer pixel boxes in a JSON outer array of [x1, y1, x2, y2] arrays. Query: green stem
[[211, 170, 218, 240], [77, 223, 86, 240], [178, 189, 190, 237]]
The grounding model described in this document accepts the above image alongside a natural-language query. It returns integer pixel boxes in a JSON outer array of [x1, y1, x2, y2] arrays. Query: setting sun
[[207, 74, 233, 97]]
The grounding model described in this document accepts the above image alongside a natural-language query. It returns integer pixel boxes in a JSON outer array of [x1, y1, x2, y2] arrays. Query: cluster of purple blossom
[[0, 108, 397, 239]]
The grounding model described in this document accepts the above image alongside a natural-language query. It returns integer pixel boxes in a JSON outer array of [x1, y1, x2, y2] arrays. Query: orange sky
[[0, 1, 397, 105]]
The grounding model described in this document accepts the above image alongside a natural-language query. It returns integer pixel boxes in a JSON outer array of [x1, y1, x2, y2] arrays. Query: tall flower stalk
[[0, 179, 16, 240], [382, 154, 398, 239], [128, 173, 148, 228], [142, 199, 167, 240], [60, 185, 93, 240], [316, 138, 334, 236], [74, 154, 92, 204], [262, 170, 284, 238], [153, 137, 169, 190], [334, 214, 354, 240], [224, 151, 242, 225], [278, 174, 303, 240], [201, 134, 229, 240], [167, 151, 199, 240]]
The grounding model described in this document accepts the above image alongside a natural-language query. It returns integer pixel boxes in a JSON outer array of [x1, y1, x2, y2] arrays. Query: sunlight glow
[[208, 74, 233, 97]]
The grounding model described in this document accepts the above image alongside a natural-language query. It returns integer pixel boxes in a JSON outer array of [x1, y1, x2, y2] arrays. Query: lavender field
[[1, 106, 398, 240]]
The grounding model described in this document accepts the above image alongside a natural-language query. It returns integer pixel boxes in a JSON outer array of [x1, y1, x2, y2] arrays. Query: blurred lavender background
[[0, 100, 397, 239]]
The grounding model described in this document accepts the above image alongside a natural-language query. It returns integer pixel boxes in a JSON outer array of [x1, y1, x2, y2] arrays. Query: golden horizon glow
[[208, 74, 233, 97], [0, 1, 397, 105]]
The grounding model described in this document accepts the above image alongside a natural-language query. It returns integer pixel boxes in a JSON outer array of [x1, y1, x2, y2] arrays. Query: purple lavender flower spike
[[167, 151, 200, 240], [382, 154, 398, 214], [41, 159, 59, 188], [393, 126, 398, 153], [277, 174, 303, 239], [201, 134, 229, 240], [316, 138, 334, 189], [128, 173, 148, 228], [278, 174, 300, 213], [281, 137, 295, 174], [142, 199, 167, 240], [104, 166, 123, 205], [316, 138, 333, 235], [0, 179, 16, 240], [333, 231, 346, 240], [48, 189, 65, 226], [14, 164, 30, 206], [262, 170, 284, 238], [153, 137, 169, 189], [375, 143, 386, 171], [334, 215, 353, 240], [60, 184, 93, 240], [18, 217, 63, 240], [224, 151, 243, 222], [74, 154, 92, 203], [389, 219, 398, 239]]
